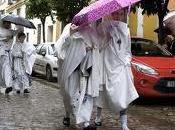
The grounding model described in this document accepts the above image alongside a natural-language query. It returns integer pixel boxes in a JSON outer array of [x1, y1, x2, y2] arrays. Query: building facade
[[129, 0, 175, 42], [1, 0, 62, 44], [129, 7, 159, 42], [2, 0, 173, 44], [0, 0, 9, 15]]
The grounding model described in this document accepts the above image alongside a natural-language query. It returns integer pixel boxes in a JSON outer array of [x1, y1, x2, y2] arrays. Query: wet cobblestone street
[[0, 77, 175, 130]]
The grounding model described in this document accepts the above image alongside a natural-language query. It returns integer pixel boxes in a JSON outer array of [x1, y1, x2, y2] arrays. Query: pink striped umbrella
[[72, 0, 140, 26]]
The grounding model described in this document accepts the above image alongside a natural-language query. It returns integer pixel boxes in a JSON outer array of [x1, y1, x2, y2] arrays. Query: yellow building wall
[[143, 15, 158, 42], [168, 0, 175, 11], [53, 20, 61, 42], [55, 20, 62, 41], [129, 12, 137, 37]]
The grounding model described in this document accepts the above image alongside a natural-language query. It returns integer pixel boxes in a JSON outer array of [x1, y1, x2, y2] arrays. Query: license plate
[[167, 81, 175, 87]]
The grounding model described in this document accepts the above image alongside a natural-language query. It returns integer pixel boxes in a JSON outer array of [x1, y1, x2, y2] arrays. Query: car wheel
[[46, 65, 53, 81]]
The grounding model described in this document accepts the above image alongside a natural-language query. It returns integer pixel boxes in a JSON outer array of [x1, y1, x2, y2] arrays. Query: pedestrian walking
[[54, 23, 72, 126], [56, 23, 100, 130], [94, 8, 139, 130], [11, 32, 36, 94], [0, 21, 15, 94]]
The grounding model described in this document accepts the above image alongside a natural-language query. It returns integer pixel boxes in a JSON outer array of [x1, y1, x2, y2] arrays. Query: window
[[48, 45, 55, 55], [17, 8, 21, 15], [8, 0, 13, 5], [131, 38, 171, 57], [0, 10, 5, 15], [39, 45, 47, 55], [47, 25, 53, 42], [36, 44, 43, 54]]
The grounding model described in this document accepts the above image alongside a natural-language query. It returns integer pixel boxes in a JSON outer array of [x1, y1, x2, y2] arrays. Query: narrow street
[[0, 76, 175, 130]]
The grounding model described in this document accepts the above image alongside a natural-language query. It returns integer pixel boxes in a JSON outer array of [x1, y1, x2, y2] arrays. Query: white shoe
[[95, 117, 102, 126], [121, 126, 130, 130], [120, 115, 130, 130]]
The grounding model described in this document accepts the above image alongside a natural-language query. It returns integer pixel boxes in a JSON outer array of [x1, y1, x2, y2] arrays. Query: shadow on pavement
[[31, 74, 57, 83], [134, 97, 175, 106]]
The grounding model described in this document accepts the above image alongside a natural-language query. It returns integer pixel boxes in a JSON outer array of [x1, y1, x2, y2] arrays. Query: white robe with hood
[[11, 42, 36, 90], [59, 25, 100, 124], [96, 20, 139, 113], [0, 27, 15, 89], [54, 23, 73, 120]]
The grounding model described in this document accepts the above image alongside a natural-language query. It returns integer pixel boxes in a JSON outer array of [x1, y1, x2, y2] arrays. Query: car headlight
[[132, 62, 158, 75]]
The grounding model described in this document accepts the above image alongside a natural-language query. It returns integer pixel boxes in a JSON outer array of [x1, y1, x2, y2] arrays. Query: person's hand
[[70, 24, 79, 35]]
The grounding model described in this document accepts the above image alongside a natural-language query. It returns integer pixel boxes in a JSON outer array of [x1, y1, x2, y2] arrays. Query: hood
[[132, 56, 175, 69]]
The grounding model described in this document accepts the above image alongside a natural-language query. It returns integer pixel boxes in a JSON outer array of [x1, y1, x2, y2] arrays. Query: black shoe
[[95, 121, 102, 126], [83, 125, 97, 130], [63, 117, 70, 127], [24, 89, 30, 93], [16, 90, 20, 94], [5, 87, 13, 94]]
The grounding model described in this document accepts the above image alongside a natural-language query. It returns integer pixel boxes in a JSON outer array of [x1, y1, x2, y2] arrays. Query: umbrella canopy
[[1, 14, 36, 29], [72, 0, 140, 26], [164, 11, 175, 36]]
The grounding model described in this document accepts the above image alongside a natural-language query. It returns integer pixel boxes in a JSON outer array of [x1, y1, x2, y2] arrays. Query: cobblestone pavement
[[0, 77, 175, 130]]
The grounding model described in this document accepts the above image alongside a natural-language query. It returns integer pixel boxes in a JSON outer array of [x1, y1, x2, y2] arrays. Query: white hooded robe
[[60, 25, 100, 124], [96, 20, 139, 113]]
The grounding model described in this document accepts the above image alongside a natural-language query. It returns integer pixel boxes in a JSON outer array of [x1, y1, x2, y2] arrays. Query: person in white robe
[[94, 9, 139, 130], [0, 21, 16, 94], [56, 23, 100, 130], [11, 32, 36, 94], [54, 23, 72, 126]]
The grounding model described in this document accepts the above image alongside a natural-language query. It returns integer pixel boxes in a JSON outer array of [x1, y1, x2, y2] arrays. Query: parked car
[[131, 37, 175, 97], [33, 43, 58, 81]]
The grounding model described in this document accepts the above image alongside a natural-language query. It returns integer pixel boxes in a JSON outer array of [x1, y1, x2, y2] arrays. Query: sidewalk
[[0, 80, 174, 130]]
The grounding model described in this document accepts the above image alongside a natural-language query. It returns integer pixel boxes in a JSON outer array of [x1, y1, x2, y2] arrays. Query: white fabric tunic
[[0, 41, 13, 88], [97, 20, 139, 113], [60, 26, 100, 124], [11, 42, 36, 90], [0, 27, 17, 89]]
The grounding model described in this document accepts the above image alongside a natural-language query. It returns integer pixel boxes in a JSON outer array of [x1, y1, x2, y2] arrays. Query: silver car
[[33, 43, 58, 81]]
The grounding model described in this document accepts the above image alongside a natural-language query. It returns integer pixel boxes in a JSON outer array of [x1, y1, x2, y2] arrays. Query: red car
[[131, 38, 175, 97]]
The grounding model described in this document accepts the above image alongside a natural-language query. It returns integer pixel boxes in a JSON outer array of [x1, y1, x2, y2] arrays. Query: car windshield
[[50, 44, 56, 56], [51, 44, 55, 51], [131, 38, 172, 57]]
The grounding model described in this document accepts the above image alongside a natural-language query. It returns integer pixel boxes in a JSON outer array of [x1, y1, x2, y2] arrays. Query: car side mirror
[[41, 51, 46, 56]]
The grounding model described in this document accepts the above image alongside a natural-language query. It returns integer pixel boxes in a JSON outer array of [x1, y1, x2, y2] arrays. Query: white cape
[[97, 21, 139, 113], [61, 26, 100, 124], [55, 23, 71, 60], [22, 42, 36, 75], [0, 27, 17, 89]]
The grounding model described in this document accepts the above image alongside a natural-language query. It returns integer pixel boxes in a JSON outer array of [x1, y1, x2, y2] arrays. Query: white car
[[33, 43, 58, 81]]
